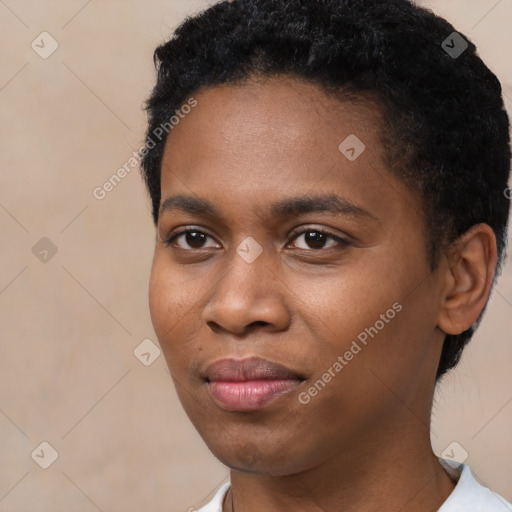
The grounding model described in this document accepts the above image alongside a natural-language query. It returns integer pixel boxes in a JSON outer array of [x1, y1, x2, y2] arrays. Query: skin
[[148, 74, 497, 512]]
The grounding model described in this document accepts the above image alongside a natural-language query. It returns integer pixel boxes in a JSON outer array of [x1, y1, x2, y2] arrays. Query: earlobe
[[437, 224, 497, 336]]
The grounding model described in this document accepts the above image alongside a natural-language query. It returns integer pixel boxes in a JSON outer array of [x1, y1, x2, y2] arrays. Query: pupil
[[306, 231, 326, 249], [186, 232, 205, 248]]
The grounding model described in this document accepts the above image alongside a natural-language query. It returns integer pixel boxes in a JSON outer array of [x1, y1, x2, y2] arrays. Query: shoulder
[[438, 459, 512, 511]]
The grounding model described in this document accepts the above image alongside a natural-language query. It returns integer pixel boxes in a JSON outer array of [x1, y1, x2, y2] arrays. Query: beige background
[[0, 1, 511, 511]]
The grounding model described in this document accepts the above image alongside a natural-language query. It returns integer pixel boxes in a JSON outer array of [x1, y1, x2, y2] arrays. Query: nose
[[202, 242, 291, 336]]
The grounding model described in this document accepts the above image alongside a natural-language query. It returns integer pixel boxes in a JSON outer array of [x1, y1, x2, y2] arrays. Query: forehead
[[165, 75, 383, 150], [162, 76, 386, 181], [157, 75, 417, 230]]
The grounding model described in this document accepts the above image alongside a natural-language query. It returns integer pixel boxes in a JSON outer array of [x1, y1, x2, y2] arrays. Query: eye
[[162, 226, 350, 252], [288, 227, 349, 250], [162, 228, 218, 250]]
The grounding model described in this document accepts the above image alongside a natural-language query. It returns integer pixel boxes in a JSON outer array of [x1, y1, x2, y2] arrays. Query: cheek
[[148, 256, 189, 357], [148, 254, 211, 365], [301, 249, 431, 374], [148, 253, 194, 329], [337, 274, 440, 392], [305, 266, 398, 343], [148, 259, 170, 335]]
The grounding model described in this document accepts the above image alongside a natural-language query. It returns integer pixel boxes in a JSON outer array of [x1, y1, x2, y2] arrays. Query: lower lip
[[207, 379, 302, 411]]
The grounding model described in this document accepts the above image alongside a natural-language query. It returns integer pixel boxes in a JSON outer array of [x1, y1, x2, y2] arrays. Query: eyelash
[[162, 226, 350, 251]]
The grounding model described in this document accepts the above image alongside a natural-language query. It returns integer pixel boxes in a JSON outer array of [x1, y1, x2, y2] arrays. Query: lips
[[205, 357, 303, 382], [204, 357, 305, 411]]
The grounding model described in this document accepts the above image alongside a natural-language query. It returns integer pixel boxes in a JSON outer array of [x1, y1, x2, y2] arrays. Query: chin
[[202, 435, 313, 476]]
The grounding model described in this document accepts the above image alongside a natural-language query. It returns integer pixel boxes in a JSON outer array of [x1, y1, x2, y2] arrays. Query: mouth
[[204, 356, 306, 411]]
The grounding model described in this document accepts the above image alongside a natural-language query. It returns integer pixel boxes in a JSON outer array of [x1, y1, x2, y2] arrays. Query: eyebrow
[[159, 193, 378, 223]]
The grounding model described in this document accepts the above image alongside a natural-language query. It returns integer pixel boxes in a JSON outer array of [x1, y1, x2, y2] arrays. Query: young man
[[140, 0, 512, 510]]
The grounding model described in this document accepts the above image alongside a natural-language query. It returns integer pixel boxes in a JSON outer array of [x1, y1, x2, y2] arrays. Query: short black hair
[[140, 0, 511, 380]]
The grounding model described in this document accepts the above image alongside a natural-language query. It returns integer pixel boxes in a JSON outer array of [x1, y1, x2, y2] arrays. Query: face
[[149, 75, 446, 476]]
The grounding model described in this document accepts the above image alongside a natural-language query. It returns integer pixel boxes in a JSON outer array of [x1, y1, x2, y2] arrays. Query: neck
[[223, 421, 456, 512]]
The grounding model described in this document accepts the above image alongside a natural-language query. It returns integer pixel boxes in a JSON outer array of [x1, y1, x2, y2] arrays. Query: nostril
[[250, 320, 269, 328]]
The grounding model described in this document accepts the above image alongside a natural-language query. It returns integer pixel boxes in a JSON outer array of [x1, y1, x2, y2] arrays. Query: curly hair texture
[[140, 0, 511, 380]]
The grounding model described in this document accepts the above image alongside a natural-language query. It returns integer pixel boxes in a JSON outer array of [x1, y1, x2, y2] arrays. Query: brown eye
[[289, 228, 349, 251], [181, 231, 208, 249], [163, 229, 218, 250]]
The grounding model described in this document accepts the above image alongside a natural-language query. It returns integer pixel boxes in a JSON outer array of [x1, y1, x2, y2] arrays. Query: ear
[[437, 223, 497, 336]]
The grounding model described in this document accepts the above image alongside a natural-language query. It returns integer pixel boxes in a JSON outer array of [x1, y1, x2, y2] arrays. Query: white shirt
[[196, 459, 512, 512]]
